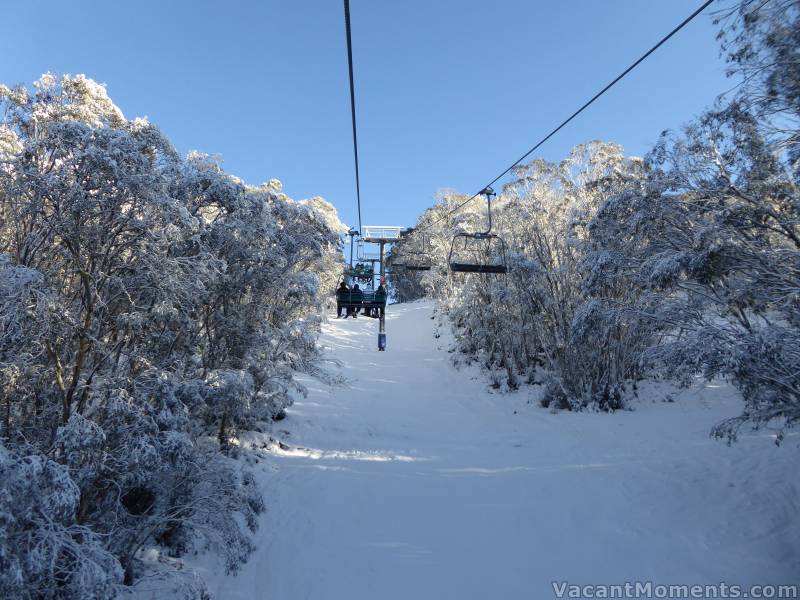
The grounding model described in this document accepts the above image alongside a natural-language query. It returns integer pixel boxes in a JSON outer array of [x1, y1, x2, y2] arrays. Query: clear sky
[[2, 0, 733, 233]]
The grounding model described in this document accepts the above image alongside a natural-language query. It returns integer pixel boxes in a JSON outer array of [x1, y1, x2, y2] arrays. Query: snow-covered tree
[[393, 142, 652, 407], [592, 104, 799, 441], [0, 442, 123, 599], [584, 0, 800, 441], [0, 73, 344, 596], [392, 1, 799, 441]]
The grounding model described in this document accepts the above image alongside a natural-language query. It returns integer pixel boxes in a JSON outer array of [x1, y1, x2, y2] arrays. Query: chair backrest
[[448, 232, 508, 275], [336, 290, 386, 305]]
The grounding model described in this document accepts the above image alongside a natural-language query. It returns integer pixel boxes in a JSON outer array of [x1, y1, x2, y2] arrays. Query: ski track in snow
[[198, 301, 798, 600]]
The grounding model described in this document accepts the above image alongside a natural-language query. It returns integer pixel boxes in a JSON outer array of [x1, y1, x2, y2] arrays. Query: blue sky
[[2, 0, 732, 233]]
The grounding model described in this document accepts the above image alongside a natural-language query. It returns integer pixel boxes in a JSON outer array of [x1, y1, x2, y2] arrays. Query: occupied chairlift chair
[[352, 242, 377, 285], [352, 263, 374, 284], [448, 186, 508, 274]]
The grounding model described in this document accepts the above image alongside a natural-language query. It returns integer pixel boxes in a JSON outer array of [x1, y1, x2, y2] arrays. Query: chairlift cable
[[344, 0, 363, 234], [415, 0, 715, 235]]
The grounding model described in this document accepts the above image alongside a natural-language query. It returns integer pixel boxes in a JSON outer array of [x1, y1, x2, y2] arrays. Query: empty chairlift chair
[[404, 234, 432, 271], [449, 187, 508, 274], [404, 254, 432, 271]]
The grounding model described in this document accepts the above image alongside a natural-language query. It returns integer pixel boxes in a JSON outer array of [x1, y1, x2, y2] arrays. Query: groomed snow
[[201, 301, 798, 599]]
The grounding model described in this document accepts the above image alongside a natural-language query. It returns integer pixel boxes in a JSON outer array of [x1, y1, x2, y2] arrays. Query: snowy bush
[[0, 72, 344, 596], [390, 1, 799, 440], [394, 143, 653, 409], [0, 442, 123, 600], [595, 101, 800, 440]]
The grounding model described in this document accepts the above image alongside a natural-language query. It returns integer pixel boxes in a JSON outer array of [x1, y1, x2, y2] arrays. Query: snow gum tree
[[391, 0, 799, 441], [586, 0, 800, 441], [0, 73, 344, 598], [591, 111, 799, 440], [393, 143, 652, 408], [0, 441, 123, 600]]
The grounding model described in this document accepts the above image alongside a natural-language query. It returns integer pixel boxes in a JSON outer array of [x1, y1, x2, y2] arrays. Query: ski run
[[182, 301, 799, 600]]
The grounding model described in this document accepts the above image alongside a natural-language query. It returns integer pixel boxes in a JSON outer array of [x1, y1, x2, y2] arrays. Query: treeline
[[0, 75, 344, 597], [389, 0, 799, 441]]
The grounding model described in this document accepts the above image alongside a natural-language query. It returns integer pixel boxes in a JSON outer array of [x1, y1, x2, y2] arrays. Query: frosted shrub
[[393, 143, 652, 409], [0, 73, 343, 596], [0, 442, 123, 599], [390, 2, 800, 438]]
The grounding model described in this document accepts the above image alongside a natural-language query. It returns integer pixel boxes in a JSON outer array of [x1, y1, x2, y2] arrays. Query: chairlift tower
[[361, 226, 404, 351]]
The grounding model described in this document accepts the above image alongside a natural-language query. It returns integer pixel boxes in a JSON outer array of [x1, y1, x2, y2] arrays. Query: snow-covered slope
[[203, 301, 798, 599]]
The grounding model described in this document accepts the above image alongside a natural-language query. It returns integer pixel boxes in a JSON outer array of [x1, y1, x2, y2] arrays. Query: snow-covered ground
[[202, 301, 798, 599]]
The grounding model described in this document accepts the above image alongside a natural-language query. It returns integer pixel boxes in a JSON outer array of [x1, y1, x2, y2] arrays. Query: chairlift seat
[[448, 232, 508, 275], [449, 262, 507, 274], [336, 290, 387, 311], [351, 263, 375, 283], [446, 186, 508, 275], [403, 254, 432, 271]]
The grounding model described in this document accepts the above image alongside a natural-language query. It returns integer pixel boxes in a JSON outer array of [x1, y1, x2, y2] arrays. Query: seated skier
[[349, 283, 363, 318], [374, 284, 387, 318], [336, 281, 350, 318]]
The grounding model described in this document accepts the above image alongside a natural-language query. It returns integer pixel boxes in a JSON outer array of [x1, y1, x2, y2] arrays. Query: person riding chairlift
[[374, 283, 386, 318], [348, 283, 363, 318], [337, 281, 350, 318], [364, 283, 386, 319]]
